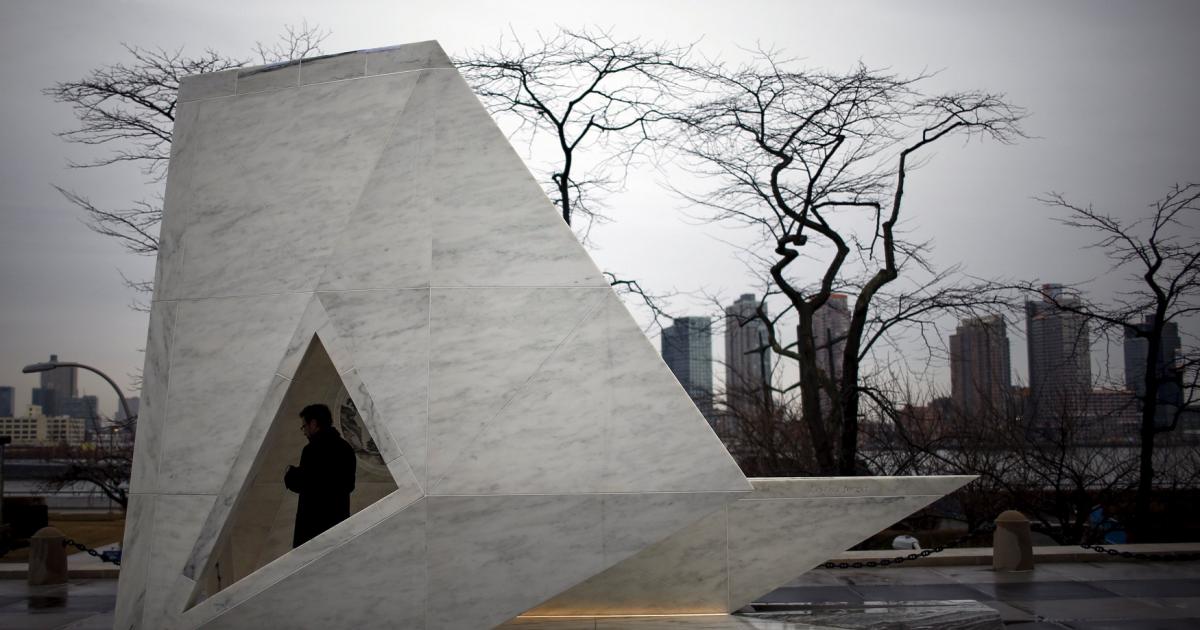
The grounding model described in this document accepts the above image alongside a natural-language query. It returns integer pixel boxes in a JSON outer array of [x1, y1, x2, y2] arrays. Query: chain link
[[1079, 543, 1200, 562], [61, 538, 121, 566], [821, 524, 994, 569]]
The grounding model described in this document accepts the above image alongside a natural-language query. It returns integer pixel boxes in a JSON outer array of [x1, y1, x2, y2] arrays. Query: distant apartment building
[[1025, 285, 1091, 422], [0, 405, 86, 446], [1083, 388, 1141, 442], [724, 294, 772, 416], [661, 316, 715, 424], [0, 385, 13, 418], [115, 396, 140, 424], [810, 294, 850, 417], [1124, 315, 1183, 425], [949, 315, 1013, 417], [30, 354, 77, 417], [61, 394, 102, 439]]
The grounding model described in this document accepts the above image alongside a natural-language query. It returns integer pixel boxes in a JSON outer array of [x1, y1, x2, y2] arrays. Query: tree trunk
[[1134, 321, 1164, 541], [797, 320, 837, 474]]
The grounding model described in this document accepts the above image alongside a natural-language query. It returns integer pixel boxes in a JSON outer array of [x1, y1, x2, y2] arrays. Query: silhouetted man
[[284, 404, 356, 548]]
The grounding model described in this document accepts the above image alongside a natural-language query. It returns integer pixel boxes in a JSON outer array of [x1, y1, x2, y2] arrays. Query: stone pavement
[[0, 560, 1197, 629]]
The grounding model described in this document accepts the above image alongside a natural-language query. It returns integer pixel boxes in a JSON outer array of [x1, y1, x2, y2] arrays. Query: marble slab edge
[[178, 40, 454, 102]]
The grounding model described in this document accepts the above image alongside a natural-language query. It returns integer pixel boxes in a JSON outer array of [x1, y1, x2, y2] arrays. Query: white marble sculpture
[[113, 40, 973, 630]]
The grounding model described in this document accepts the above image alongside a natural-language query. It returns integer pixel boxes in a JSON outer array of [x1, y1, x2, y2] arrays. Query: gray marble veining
[[129, 300, 177, 494], [157, 293, 309, 495], [299, 51, 366, 86]]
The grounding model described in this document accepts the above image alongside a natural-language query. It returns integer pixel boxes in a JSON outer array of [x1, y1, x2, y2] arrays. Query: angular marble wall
[[115, 40, 974, 630]]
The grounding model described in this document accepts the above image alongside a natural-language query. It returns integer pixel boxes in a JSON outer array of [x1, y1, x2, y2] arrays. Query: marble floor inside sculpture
[[112, 38, 974, 629]]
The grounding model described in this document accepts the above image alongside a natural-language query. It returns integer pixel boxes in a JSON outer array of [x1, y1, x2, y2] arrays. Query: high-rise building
[[810, 293, 850, 416], [1124, 314, 1183, 423], [0, 386, 13, 418], [62, 394, 102, 439], [661, 316, 715, 424], [949, 315, 1012, 416], [31, 354, 76, 417], [1025, 285, 1091, 421], [115, 396, 140, 424], [724, 294, 772, 416]]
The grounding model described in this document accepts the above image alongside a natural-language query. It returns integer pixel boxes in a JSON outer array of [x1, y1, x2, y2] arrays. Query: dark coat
[[284, 427, 356, 548]]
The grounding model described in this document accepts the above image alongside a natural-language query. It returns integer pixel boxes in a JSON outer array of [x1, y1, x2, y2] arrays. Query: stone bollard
[[993, 510, 1034, 571], [28, 527, 68, 586]]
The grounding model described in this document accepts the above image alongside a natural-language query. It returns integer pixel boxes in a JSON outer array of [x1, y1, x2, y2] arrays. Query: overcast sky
[[2, 0, 1198, 416]]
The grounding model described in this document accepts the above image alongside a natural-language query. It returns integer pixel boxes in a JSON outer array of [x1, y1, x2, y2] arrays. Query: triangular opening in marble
[[188, 333, 408, 608]]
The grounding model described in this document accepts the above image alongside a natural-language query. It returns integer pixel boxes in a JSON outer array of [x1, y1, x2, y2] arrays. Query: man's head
[[299, 404, 333, 439]]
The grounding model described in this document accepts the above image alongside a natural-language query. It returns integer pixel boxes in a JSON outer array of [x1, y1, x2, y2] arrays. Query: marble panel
[[235, 61, 298, 94], [299, 51, 365, 85], [597, 293, 748, 493], [174, 72, 421, 299], [600, 492, 737, 565], [152, 98, 202, 302], [530, 506, 730, 616], [194, 499, 427, 630], [427, 287, 608, 492], [726, 493, 962, 610], [316, 70, 436, 292], [186, 335, 417, 593], [182, 374, 289, 580], [427, 494, 608, 630], [319, 289, 429, 485], [144, 494, 217, 625], [433, 292, 747, 495], [410, 68, 607, 288], [364, 40, 454, 75], [129, 300, 177, 494], [336, 365, 421, 490], [112, 493, 155, 630], [157, 293, 308, 494], [178, 69, 237, 102]]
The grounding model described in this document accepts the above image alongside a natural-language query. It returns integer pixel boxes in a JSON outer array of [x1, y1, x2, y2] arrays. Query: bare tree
[[43, 24, 330, 265], [676, 55, 1025, 474], [41, 24, 329, 508], [456, 27, 694, 323], [1015, 183, 1200, 536]]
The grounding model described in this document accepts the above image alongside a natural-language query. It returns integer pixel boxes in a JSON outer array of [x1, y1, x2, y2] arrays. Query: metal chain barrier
[[62, 538, 121, 566], [1028, 522, 1200, 562], [1078, 542, 1200, 562], [821, 524, 996, 569]]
